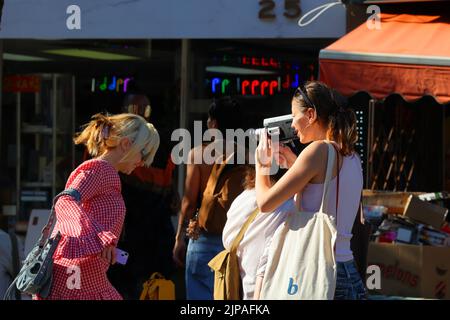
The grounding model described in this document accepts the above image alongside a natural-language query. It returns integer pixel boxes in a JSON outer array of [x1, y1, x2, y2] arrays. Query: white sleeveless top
[[299, 153, 363, 262]]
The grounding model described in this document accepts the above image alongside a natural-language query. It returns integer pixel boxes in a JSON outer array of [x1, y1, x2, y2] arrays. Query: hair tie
[[101, 125, 110, 140]]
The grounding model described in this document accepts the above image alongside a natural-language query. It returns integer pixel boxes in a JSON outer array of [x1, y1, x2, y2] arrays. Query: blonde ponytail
[[73, 113, 117, 157], [74, 112, 160, 166]]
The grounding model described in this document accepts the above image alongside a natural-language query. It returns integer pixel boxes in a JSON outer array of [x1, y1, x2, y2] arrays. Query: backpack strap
[[230, 208, 259, 253], [202, 150, 237, 199], [203, 162, 228, 198]]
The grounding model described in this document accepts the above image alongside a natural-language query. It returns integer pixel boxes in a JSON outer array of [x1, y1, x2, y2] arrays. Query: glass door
[[10, 74, 75, 229]]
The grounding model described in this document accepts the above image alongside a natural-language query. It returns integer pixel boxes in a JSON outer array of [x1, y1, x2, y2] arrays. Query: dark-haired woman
[[253, 81, 366, 300]]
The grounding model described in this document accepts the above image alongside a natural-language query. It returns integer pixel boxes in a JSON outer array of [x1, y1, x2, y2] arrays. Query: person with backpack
[[172, 97, 248, 300], [253, 81, 367, 300]]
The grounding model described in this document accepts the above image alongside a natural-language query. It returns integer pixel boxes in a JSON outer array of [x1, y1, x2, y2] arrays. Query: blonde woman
[[35, 113, 160, 300]]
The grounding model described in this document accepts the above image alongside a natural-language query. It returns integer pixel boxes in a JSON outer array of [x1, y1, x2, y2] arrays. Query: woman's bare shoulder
[[300, 140, 329, 160]]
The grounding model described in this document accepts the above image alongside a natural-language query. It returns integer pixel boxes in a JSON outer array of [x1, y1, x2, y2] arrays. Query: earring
[[144, 105, 152, 119]]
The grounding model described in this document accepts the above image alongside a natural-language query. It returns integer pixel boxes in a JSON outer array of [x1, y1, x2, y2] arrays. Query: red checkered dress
[[35, 159, 126, 300]]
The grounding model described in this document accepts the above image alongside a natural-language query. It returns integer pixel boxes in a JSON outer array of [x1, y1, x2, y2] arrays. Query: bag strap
[[359, 191, 364, 224], [353, 152, 364, 225], [203, 162, 227, 198], [328, 142, 341, 255], [202, 151, 236, 197], [319, 143, 336, 213], [330, 143, 340, 226], [38, 188, 81, 247], [8, 231, 21, 300], [230, 208, 259, 253]]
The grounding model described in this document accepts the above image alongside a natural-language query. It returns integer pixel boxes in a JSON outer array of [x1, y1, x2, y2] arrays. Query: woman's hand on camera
[[274, 144, 297, 169], [255, 129, 272, 174]]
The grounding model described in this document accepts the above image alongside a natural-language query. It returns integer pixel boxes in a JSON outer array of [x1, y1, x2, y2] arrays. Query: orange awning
[[319, 14, 450, 104]]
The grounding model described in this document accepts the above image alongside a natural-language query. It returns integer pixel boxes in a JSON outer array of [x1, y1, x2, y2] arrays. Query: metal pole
[[52, 75, 57, 198], [443, 104, 446, 191], [178, 39, 190, 200], [16, 93, 21, 218], [72, 76, 76, 169], [367, 99, 375, 189], [0, 40, 3, 158]]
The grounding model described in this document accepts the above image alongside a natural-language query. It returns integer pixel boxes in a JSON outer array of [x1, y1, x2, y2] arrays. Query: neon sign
[[3, 75, 41, 93], [217, 54, 296, 70], [210, 73, 303, 96], [241, 56, 280, 69], [216, 54, 303, 71], [91, 76, 133, 93], [206, 53, 317, 96]]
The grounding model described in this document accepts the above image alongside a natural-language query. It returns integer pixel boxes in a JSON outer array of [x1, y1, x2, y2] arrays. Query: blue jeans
[[334, 260, 368, 300], [185, 233, 223, 300]]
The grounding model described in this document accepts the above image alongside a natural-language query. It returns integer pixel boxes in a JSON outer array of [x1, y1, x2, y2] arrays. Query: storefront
[[0, 40, 181, 229], [0, 1, 346, 230], [186, 39, 321, 131], [2, 0, 449, 301]]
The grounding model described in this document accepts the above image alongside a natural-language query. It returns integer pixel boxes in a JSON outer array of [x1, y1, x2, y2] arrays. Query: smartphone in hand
[[115, 248, 129, 265]]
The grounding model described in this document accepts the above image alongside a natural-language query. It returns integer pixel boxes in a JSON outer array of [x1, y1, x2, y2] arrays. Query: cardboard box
[[403, 196, 448, 229], [368, 242, 450, 299], [363, 190, 424, 214]]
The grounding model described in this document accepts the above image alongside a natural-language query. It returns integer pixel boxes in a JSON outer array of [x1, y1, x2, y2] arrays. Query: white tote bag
[[260, 142, 338, 300]]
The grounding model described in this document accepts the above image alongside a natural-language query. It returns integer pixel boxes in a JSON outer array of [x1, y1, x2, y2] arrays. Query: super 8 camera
[[254, 114, 299, 143]]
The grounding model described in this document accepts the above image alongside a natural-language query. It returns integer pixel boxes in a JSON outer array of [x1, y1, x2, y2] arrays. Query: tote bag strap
[[319, 142, 336, 214], [230, 208, 259, 253]]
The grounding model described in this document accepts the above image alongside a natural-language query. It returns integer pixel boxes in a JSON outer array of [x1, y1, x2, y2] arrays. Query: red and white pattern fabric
[[35, 159, 126, 300]]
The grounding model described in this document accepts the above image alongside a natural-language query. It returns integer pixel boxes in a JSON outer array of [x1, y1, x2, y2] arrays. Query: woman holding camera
[[253, 81, 366, 300]]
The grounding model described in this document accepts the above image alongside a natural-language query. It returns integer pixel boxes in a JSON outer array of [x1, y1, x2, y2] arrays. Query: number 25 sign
[[259, 0, 301, 20]]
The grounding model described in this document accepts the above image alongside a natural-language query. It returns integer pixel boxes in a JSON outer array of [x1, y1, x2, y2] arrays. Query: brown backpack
[[198, 160, 248, 235]]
